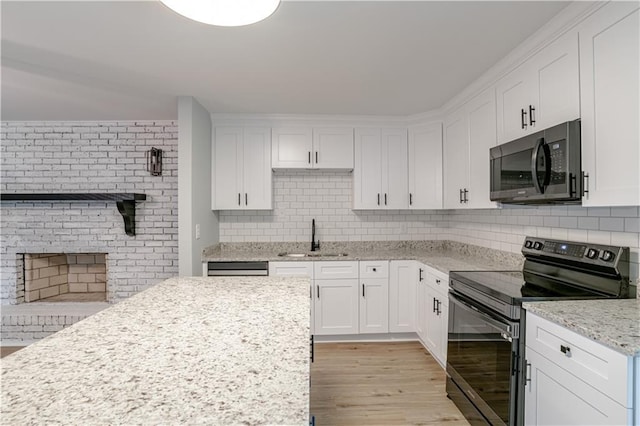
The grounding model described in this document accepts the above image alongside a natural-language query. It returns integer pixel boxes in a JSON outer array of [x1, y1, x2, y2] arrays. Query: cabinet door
[[423, 283, 440, 354], [313, 127, 354, 169], [314, 279, 359, 335], [415, 265, 427, 342], [389, 261, 417, 333], [579, 2, 640, 206], [242, 128, 272, 210], [359, 278, 389, 334], [443, 108, 470, 209], [467, 88, 498, 209], [530, 31, 580, 131], [353, 128, 383, 209], [272, 127, 313, 168], [408, 123, 443, 209], [382, 128, 409, 209], [212, 127, 243, 210], [496, 62, 532, 144], [438, 299, 448, 366], [524, 348, 630, 426]]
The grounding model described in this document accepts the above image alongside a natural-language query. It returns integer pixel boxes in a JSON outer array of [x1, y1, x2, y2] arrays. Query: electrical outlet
[[195, 224, 201, 240]]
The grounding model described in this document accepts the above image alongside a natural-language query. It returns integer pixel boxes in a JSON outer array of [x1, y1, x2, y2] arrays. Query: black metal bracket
[[116, 200, 137, 236]]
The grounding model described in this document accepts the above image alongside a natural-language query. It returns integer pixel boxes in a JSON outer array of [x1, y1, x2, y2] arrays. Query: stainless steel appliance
[[446, 237, 630, 425], [490, 120, 582, 204], [207, 261, 268, 276]]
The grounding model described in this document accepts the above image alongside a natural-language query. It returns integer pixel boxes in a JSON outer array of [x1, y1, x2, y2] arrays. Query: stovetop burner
[[449, 237, 631, 320], [450, 270, 612, 305]]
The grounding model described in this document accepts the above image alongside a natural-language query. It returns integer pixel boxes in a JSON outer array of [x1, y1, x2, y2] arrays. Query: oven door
[[447, 291, 520, 426]]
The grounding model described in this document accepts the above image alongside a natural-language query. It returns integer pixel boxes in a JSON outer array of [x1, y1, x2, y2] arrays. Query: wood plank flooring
[[0, 346, 24, 358], [310, 341, 470, 425]]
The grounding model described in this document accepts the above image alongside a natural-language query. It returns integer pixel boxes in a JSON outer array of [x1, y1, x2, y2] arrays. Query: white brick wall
[[219, 171, 640, 284], [1, 121, 179, 304]]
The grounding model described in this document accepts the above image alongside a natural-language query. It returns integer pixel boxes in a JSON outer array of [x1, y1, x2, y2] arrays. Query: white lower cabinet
[[313, 261, 359, 335], [389, 261, 417, 332], [421, 267, 449, 367], [359, 278, 389, 333], [525, 312, 633, 425], [414, 263, 449, 367], [268, 261, 314, 333], [359, 261, 389, 334]]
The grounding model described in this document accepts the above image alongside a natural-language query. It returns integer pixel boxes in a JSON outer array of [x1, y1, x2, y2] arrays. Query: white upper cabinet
[[271, 127, 312, 168], [313, 127, 354, 169], [578, 2, 640, 207], [212, 127, 272, 210], [272, 127, 354, 169], [353, 128, 408, 209], [408, 123, 443, 209], [443, 88, 498, 209], [496, 30, 580, 144], [443, 108, 469, 209]]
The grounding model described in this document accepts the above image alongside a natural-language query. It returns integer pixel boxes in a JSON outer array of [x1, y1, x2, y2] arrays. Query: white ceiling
[[1, 1, 570, 121]]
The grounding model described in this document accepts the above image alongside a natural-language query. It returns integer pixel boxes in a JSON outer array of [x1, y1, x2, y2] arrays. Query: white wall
[[178, 97, 219, 276]]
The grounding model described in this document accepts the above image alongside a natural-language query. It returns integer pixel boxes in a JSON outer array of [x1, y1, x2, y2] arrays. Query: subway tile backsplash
[[218, 170, 640, 283]]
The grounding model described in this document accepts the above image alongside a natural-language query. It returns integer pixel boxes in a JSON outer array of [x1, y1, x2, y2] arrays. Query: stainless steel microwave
[[490, 119, 582, 204]]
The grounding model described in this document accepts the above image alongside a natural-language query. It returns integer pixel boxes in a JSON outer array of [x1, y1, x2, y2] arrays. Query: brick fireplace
[[0, 120, 180, 344]]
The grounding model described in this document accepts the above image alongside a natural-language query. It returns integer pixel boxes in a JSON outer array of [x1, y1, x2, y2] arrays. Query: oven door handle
[[450, 292, 516, 339]]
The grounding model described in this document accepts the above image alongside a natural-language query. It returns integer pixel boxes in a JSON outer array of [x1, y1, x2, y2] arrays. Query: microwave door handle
[[531, 137, 545, 194]]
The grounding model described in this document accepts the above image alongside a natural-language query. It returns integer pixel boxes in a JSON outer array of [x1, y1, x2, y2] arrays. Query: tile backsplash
[[218, 170, 640, 283]]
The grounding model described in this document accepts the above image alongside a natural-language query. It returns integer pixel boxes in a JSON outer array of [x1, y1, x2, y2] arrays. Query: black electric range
[[446, 237, 631, 426]]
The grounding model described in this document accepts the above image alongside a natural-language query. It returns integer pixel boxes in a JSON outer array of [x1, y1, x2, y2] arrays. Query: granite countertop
[[1, 276, 311, 425], [523, 299, 640, 356], [202, 241, 525, 275]]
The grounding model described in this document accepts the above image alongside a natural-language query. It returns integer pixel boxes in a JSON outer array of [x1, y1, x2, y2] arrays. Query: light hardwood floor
[[310, 341, 470, 426]]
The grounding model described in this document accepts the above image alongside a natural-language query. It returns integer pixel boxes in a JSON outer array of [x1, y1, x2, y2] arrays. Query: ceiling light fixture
[[159, 0, 280, 27]]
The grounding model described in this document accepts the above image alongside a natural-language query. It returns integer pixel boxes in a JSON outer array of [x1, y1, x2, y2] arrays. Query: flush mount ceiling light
[[160, 0, 280, 27]]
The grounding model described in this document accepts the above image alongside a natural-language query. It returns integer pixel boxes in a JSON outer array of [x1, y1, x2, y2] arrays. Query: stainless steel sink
[[277, 252, 348, 258]]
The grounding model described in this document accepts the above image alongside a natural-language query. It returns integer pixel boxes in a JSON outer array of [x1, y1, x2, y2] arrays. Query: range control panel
[[522, 237, 625, 266]]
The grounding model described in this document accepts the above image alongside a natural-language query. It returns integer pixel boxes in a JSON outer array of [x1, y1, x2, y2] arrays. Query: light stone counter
[[523, 299, 640, 356], [202, 241, 525, 275], [0, 276, 310, 425]]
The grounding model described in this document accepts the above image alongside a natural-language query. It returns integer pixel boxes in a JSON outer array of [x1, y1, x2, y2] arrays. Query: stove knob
[[586, 248, 599, 259], [524, 240, 533, 249], [533, 241, 544, 250], [600, 250, 615, 262]]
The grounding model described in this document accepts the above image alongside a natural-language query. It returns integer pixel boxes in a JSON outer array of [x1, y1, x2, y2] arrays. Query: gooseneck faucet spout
[[311, 219, 320, 252]]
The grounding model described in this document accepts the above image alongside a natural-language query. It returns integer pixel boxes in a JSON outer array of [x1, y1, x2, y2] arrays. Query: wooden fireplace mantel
[[0, 193, 147, 236]]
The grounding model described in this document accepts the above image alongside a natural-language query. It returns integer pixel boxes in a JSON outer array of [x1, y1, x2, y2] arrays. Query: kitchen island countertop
[[523, 298, 640, 356], [0, 276, 310, 425]]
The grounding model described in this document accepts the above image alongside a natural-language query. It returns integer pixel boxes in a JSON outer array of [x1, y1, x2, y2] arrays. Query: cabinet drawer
[[314, 261, 358, 280], [526, 312, 631, 407], [359, 261, 389, 279], [268, 261, 313, 277]]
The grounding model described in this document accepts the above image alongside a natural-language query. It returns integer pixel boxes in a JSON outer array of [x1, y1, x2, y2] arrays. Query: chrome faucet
[[311, 219, 320, 252]]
